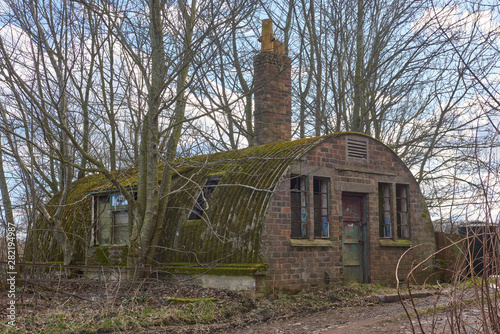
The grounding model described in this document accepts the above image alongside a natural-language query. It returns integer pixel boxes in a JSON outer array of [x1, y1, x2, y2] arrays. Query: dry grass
[[0, 280, 389, 333]]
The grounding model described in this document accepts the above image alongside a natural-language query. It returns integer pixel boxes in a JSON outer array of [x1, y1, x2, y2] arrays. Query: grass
[[1, 297, 235, 333], [0, 282, 443, 333]]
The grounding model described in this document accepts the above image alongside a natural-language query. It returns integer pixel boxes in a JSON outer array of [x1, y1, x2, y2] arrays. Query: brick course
[[259, 134, 437, 292], [253, 52, 292, 145]]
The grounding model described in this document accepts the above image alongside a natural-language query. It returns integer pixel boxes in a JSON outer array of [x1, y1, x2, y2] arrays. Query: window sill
[[290, 239, 334, 247], [379, 239, 414, 248]]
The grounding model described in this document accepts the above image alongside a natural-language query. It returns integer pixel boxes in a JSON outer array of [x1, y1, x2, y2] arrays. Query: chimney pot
[[260, 19, 275, 52]]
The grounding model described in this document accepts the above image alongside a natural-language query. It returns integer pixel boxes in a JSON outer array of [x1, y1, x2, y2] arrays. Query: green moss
[[161, 263, 268, 276], [207, 171, 226, 177], [378, 239, 414, 247], [94, 247, 110, 264], [93, 246, 128, 266], [182, 220, 203, 228], [290, 239, 334, 247], [436, 258, 448, 268]]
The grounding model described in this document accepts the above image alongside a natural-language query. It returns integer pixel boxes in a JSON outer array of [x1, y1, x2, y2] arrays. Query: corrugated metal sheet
[[27, 135, 334, 264]]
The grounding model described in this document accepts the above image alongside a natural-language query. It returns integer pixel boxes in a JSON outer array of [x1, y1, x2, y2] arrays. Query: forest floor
[[0, 278, 495, 333]]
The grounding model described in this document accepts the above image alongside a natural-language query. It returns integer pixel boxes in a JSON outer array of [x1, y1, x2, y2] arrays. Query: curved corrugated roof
[[158, 135, 335, 264], [27, 132, 420, 265], [27, 135, 333, 263]]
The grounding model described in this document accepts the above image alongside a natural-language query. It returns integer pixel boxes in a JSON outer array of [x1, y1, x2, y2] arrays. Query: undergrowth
[[0, 283, 397, 333]]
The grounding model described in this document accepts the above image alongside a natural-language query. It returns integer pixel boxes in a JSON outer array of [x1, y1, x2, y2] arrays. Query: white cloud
[[413, 4, 500, 37]]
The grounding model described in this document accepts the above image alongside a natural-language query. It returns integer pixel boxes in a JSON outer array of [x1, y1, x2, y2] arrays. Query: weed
[[122, 295, 147, 305]]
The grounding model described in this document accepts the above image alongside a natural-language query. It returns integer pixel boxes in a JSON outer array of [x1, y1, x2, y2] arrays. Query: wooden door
[[342, 194, 367, 283]]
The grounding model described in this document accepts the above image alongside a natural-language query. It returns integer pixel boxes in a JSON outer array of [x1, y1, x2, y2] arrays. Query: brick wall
[[253, 52, 292, 145], [259, 134, 437, 292]]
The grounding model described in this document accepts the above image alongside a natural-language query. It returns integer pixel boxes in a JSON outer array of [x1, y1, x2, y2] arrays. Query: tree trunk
[[352, 0, 365, 133], [0, 134, 21, 280]]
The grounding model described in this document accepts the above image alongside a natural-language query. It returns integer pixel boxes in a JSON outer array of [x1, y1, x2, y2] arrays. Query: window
[[379, 183, 411, 239], [188, 176, 221, 220], [396, 184, 409, 239], [291, 175, 307, 238], [111, 211, 129, 244], [379, 183, 392, 238], [94, 192, 130, 246], [313, 177, 329, 238]]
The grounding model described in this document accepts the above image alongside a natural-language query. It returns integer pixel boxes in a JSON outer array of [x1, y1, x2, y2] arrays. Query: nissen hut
[[29, 20, 437, 293]]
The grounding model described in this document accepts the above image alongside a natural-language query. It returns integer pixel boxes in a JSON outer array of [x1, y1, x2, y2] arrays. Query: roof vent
[[347, 137, 368, 159]]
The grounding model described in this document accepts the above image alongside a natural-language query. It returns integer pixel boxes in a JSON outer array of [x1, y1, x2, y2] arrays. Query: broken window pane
[[188, 176, 222, 220]]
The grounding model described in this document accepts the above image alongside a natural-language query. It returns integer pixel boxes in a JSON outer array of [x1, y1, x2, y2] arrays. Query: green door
[[342, 194, 366, 283]]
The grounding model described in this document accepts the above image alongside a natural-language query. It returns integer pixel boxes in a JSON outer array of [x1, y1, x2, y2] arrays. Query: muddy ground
[[156, 290, 457, 334]]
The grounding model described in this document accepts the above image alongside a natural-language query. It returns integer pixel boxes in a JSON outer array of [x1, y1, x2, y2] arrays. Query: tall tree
[[0, 0, 254, 268]]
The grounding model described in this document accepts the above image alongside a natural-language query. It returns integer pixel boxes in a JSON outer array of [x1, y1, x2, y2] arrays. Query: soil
[[158, 291, 453, 334], [2, 278, 495, 333]]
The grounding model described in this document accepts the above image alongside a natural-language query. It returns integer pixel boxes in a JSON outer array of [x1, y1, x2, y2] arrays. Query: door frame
[[341, 193, 369, 283]]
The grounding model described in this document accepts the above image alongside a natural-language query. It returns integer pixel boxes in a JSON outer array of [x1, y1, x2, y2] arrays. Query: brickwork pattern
[[253, 52, 292, 146], [259, 134, 436, 292]]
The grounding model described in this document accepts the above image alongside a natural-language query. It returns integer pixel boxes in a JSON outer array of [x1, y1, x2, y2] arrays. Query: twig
[[23, 280, 98, 303]]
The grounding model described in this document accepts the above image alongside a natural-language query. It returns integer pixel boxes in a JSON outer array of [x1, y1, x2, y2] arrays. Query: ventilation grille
[[347, 138, 368, 159]]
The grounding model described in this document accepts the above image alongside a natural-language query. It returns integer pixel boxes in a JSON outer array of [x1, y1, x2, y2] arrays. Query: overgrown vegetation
[[399, 228, 500, 333], [0, 280, 399, 333]]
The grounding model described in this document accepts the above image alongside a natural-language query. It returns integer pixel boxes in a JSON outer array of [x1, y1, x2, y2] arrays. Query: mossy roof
[[28, 132, 401, 264], [27, 134, 339, 263], [157, 134, 338, 264]]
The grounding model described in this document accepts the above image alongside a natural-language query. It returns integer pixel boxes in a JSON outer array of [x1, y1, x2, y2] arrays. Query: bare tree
[[0, 0, 256, 270]]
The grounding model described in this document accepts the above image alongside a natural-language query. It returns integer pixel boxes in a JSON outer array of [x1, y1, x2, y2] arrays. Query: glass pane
[[396, 184, 409, 239], [379, 183, 391, 238], [112, 211, 129, 244], [291, 175, 307, 238], [111, 193, 128, 207], [314, 178, 329, 238]]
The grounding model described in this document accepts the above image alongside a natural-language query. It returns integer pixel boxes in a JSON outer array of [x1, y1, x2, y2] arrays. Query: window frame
[[93, 192, 132, 246], [290, 174, 308, 239], [378, 183, 392, 238], [396, 184, 410, 239], [111, 210, 129, 245], [313, 177, 330, 238], [378, 182, 411, 240]]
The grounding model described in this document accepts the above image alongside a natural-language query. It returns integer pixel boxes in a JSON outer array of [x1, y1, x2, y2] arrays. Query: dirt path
[[217, 293, 451, 334]]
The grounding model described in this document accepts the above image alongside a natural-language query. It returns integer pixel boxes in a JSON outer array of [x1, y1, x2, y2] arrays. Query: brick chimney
[[254, 19, 292, 146]]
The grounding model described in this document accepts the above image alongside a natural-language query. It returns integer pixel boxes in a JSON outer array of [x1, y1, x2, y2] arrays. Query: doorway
[[342, 194, 368, 283]]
